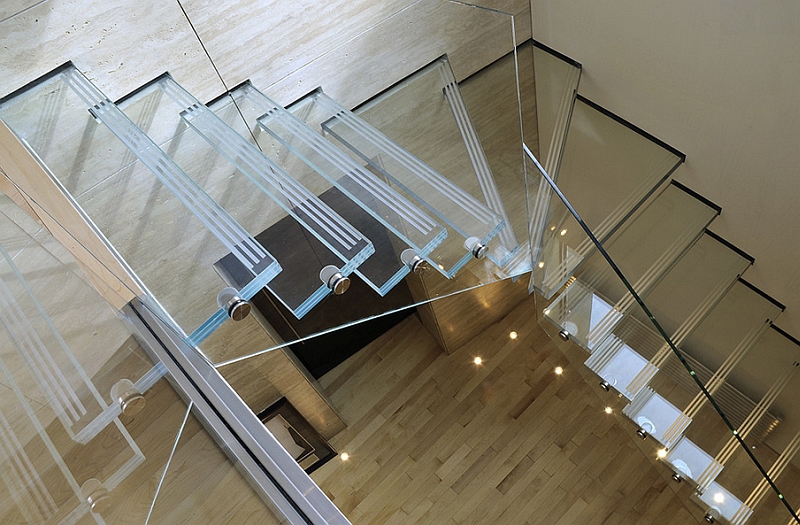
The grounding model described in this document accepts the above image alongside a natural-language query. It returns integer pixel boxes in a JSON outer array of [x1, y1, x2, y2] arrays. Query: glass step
[[543, 181, 721, 351], [0, 65, 283, 345], [127, 75, 376, 322], [529, 94, 685, 298]]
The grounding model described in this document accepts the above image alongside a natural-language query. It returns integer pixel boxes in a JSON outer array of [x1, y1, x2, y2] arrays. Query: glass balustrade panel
[[0, 200, 290, 524], [526, 142, 800, 524]]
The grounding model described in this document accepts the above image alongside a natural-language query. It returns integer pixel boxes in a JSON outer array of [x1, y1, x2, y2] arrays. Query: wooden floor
[[312, 295, 799, 525]]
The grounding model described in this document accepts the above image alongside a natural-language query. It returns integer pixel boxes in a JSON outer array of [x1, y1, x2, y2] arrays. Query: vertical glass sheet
[[530, 96, 685, 298], [323, 57, 507, 276], [528, 41, 581, 182], [316, 58, 519, 270], [0, 200, 289, 524], [140, 405, 290, 525]]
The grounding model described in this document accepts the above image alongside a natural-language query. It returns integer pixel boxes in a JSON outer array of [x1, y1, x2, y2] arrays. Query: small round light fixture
[[604, 407, 613, 415], [340, 452, 350, 461], [509, 331, 518, 340], [538, 261, 545, 269], [713, 493, 725, 504], [554, 366, 564, 375], [473, 357, 483, 365], [550, 225, 556, 231], [657, 449, 667, 459], [560, 229, 568, 236]]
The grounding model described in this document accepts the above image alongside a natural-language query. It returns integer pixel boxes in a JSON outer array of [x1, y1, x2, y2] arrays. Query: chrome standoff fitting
[[217, 286, 251, 321], [401, 249, 429, 274], [464, 236, 488, 259], [110, 378, 146, 417], [81, 479, 111, 514], [320, 265, 350, 295]]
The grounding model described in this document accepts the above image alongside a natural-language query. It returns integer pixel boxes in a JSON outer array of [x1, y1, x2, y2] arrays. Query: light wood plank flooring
[[313, 295, 800, 525]]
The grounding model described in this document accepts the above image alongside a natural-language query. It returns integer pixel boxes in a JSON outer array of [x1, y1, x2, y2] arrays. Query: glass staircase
[[0, 9, 799, 523]]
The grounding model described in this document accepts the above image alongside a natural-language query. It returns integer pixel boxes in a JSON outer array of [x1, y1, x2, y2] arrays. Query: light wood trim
[[0, 120, 142, 309]]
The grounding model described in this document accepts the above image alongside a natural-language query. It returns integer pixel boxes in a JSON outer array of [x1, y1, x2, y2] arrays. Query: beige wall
[[530, 0, 800, 340]]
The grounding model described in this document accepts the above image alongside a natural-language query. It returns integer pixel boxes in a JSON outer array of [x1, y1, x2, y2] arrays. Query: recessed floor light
[[560, 229, 568, 236], [554, 366, 563, 375], [473, 357, 483, 365], [657, 449, 667, 459], [604, 407, 613, 414], [509, 331, 518, 339], [340, 452, 350, 461]]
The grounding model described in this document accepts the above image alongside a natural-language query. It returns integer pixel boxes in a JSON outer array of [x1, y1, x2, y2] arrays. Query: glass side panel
[[142, 405, 289, 525], [544, 182, 720, 351], [528, 41, 581, 180], [0, 68, 282, 345], [458, 46, 533, 276], [531, 97, 685, 298], [327, 57, 506, 276], [118, 75, 375, 321], [0, 200, 289, 524], [317, 58, 520, 269], [526, 143, 800, 524]]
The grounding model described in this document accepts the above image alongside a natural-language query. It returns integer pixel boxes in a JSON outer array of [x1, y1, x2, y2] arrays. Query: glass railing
[[526, 146, 800, 524], [0, 196, 293, 524], [2, 0, 800, 523]]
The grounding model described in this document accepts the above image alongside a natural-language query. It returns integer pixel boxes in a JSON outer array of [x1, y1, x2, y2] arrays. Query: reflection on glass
[[0, 65, 282, 346]]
